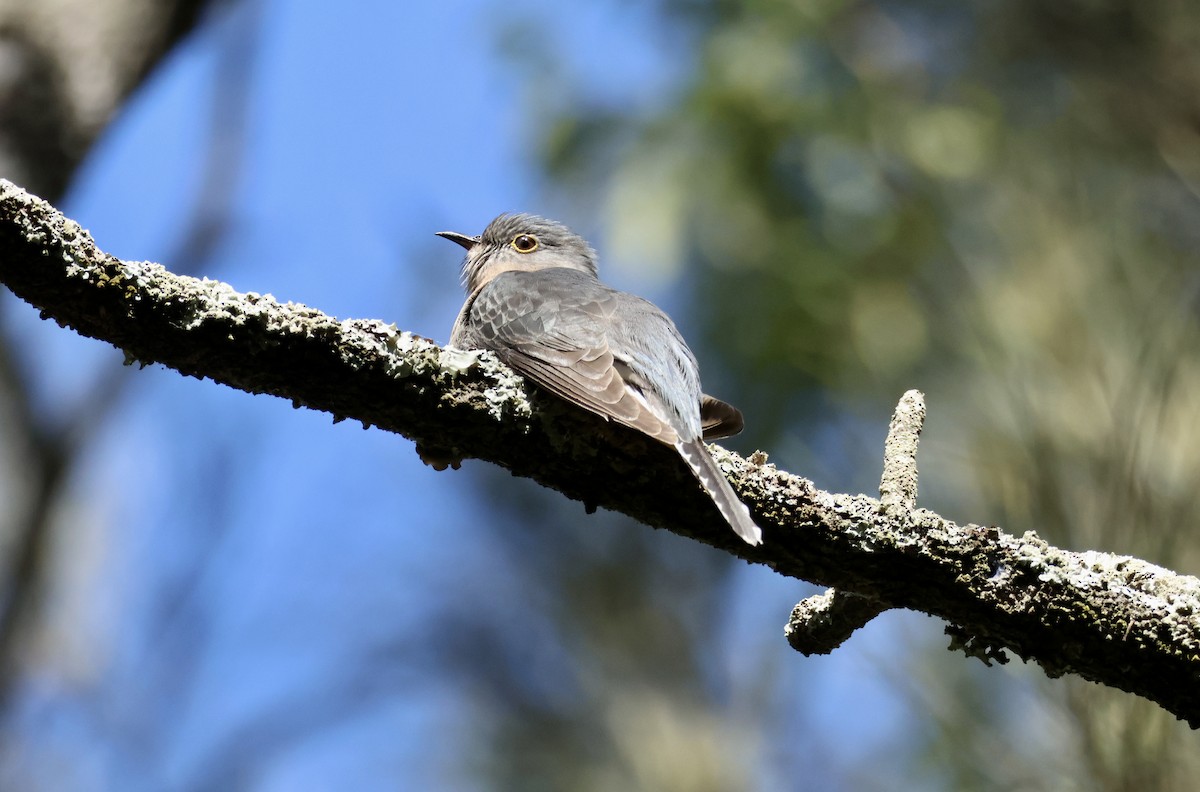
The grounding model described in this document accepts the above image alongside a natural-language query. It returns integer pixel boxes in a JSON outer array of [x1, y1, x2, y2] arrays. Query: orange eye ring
[[511, 234, 539, 253]]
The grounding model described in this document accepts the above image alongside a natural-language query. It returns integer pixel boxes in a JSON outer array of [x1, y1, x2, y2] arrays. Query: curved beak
[[436, 230, 479, 251]]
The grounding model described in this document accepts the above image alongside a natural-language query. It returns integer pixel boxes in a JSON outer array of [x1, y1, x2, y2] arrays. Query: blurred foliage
[[493, 0, 1200, 788]]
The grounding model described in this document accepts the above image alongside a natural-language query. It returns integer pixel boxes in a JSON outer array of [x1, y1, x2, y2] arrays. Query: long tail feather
[[675, 439, 762, 546]]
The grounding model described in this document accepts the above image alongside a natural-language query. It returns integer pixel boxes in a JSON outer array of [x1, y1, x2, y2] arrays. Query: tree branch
[[2, 179, 1198, 726]]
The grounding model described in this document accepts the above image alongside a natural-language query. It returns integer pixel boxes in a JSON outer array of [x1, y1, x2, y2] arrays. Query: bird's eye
[[511, 234, 539, 253]]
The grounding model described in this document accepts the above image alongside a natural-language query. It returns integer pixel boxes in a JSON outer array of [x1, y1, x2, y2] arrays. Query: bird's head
[[437, 213, 599, 293]]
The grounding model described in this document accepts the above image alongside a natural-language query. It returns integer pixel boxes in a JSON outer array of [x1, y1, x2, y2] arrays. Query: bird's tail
[[676, 439, 762, 546]]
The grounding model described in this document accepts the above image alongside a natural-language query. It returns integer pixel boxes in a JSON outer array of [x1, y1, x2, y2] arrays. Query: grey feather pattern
[[460, 269, 684, 443]]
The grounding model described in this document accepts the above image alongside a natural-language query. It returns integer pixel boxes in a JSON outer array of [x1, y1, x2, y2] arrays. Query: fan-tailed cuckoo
[[438, 213, 761, 546]]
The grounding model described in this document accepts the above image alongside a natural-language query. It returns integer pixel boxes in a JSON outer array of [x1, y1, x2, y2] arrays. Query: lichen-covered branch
[[2, 178, 1198, 726]]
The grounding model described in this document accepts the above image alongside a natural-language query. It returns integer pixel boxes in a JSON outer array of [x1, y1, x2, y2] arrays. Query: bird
[[437, 213, 762, 546]]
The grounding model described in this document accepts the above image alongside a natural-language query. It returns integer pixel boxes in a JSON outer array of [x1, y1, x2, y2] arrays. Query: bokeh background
[[2, 1, 1200, 789]]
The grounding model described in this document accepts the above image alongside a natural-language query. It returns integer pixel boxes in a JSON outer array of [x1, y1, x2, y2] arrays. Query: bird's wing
[[464, 270, 682, 444]]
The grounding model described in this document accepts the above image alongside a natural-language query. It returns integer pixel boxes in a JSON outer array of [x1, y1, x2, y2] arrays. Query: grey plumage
[[438, 213, 762, 546]]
